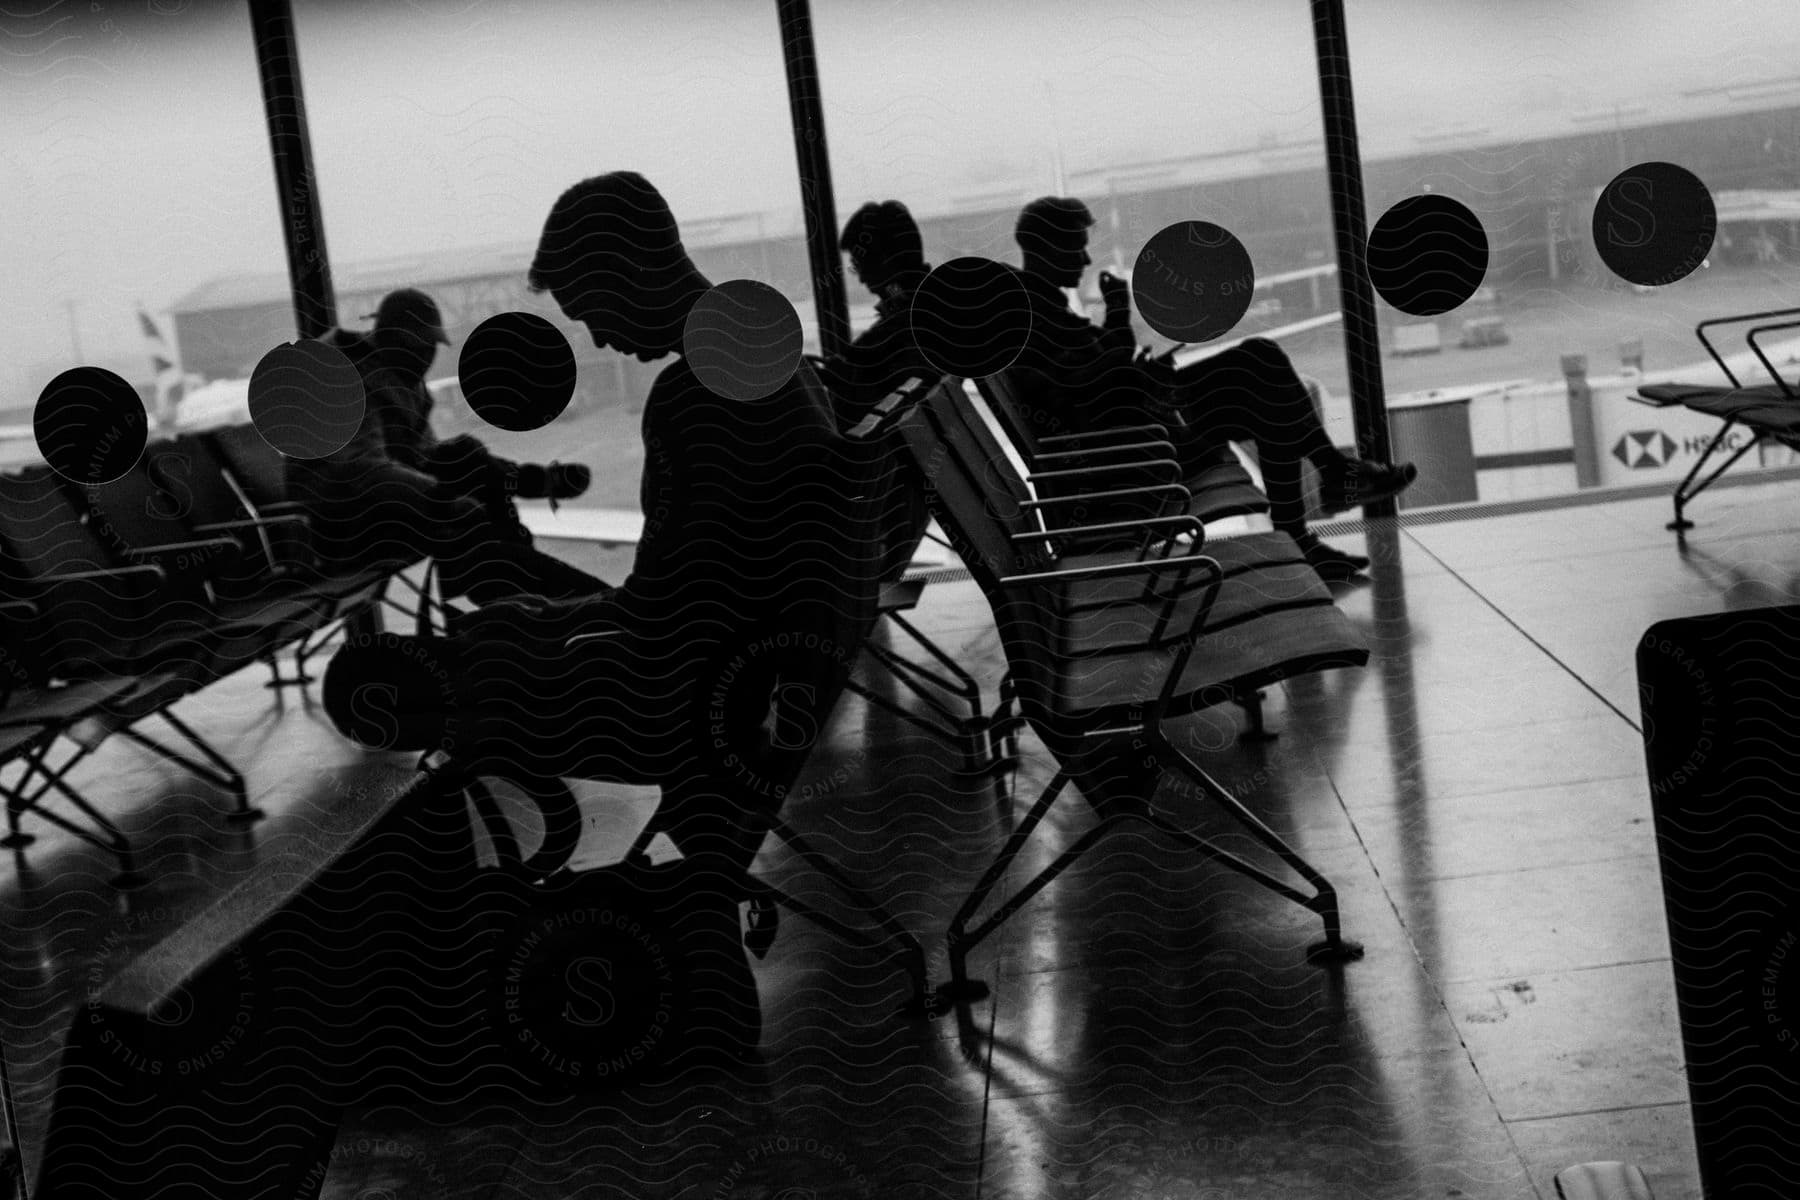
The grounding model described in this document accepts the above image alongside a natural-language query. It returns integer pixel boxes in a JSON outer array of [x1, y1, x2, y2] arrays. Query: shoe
[[513, 461, 591, 502], [1293, 532, 1369, 583], [1317, 458, 1417, 514], [322, 633, 464, 751]]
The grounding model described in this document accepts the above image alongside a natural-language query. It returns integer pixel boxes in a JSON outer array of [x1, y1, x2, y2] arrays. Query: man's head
[[841, 200, 925, 295], [1015, 196, 1095, 289], [528, 171, 711, 361], [367, 287, 449, 378]]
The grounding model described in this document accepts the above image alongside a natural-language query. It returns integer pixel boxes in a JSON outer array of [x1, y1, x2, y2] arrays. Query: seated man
[[812, 199, 934, 424], [352, 288, 591, 528], [1009, 196, 1416, 581], [323, 171, 858, 872], [812, 199, 936, 579], [292, 296, 610, 607]]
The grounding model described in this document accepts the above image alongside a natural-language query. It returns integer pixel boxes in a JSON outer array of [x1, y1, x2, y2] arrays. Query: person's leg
[[1170, 344, 1330, 541], [1172, 339, 1409, 579], [437, 540, 613, 607], [296, 465, 492, 577], [323, 619, 772, 873]]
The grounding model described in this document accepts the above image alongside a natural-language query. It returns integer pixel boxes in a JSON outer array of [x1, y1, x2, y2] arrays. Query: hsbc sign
[[1613, 430, 1677, 469]]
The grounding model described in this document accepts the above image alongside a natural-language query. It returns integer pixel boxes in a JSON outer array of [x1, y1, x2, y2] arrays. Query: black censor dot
[[1131, 220, 1256, 344], [33, 366, 148, 485], [683, 279, 804, 401], [1592, 161, 1716, 288], [247, 339, 366, 460], [1366, 193, 1489, 317], [910, 256, 1032, 378], [489, 889, 680, 1093], [320, 632, 458, 755], [459, 311, 576, 432]]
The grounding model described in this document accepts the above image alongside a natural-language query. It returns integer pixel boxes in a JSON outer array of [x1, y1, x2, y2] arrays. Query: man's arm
[[1097, 270, 1137, 353]]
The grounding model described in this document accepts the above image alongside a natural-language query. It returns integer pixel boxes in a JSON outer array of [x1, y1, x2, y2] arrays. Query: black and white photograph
[[2, 1, 1798, 1196]]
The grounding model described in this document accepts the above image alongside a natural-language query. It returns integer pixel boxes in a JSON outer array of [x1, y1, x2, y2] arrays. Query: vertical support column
[[248, 0, 336, 340], [1311, 0, 1396, 516], [247, 0, 375, 636], [1563, 353, 1601, 489], [776, 0, 850, 361]]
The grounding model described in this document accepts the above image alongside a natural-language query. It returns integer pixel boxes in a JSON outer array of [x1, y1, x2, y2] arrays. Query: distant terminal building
[[168, 101, 1800, 414]]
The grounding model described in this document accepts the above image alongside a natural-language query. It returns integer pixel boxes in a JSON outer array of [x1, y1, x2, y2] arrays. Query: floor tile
[[1444, 959, 1686, 1120]]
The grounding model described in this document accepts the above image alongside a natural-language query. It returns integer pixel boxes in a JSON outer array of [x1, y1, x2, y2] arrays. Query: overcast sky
[[3, 0, 1798, 400]]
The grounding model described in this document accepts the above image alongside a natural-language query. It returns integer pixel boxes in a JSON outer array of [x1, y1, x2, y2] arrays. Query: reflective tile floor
[[9, 479, 1800, 1198]]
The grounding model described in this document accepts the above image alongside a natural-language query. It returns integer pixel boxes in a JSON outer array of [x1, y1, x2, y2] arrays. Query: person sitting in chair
[[322, 171, 860, 874], [1009, 196, 1416, 581], [294, 291, 610, 607]]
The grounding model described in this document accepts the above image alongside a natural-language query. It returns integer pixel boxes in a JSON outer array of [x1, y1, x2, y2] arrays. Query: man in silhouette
[[1011, 196, 1415, 580], [291, 290, 609, 606], [812, 199, 937, 578], [813, 200, 934, 420], [325, 172, 861, 875], [351, 288, 592, 538]]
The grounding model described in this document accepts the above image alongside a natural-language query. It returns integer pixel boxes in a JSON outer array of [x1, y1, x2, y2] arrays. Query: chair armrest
[[1002, 516, 1209, 578], [565, 629, 626, 650], [194, 514, 312, 535], [1744, 317, 1800, 399], [1038, 423, 1171, 446], [1695, 304, 1800, 389], [1000, 551, 1213, 586], [1033, 440, 1178, 463], [38, 563, 167, 586], [1029, 459, 1180, 486], [1021, 483, 1193, 512], [123, 536, 242, 558], [1010, 513, 1204, 548]]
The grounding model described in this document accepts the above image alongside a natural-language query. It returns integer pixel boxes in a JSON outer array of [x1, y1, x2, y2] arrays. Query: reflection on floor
[[11, 479, 1796, 1199]]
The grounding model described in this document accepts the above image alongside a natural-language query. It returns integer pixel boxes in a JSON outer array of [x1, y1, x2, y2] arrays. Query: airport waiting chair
[[895, 384, 1369, 1001], [0, 465, 272, 866], [836, 374, 995, 765], [945, 379, 1322, 738], [979, 368, 1273, 526], [0, 596, 149, 880], [149, 434, 409, 685], [194, 424, 458, 664], [1633, 303, 1800, 532]]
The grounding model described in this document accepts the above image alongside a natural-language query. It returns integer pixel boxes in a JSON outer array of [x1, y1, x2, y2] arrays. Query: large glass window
[[292, 0, 810, 515], [814, 0, 1358, 460], [812, 0, 1800, 516], [1342, 0, 1800, 510], [0, 3, 287, 470]]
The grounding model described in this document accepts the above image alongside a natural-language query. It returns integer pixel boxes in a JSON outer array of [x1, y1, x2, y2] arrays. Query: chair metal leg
[[1151, 731, 1362, 962], [768, 820, 932, 1015], [884, 610, 982, 714], [1236, 687, 1276, 741], [3, 738, 140, 885], [937, 770, 1082, 1007], [120, 708, 263, 824], [1668, 422, 1761, 532]]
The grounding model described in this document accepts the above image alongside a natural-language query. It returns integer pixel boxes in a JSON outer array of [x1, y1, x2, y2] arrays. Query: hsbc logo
[[1613, 430, 1678, 469]]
